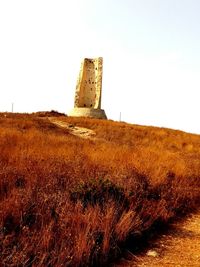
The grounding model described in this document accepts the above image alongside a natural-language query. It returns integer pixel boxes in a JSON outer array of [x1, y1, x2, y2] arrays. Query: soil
[[114, 211, 200, 267]]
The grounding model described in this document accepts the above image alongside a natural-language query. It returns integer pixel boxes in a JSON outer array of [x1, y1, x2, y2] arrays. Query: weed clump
[[70, 178, 128, 209]]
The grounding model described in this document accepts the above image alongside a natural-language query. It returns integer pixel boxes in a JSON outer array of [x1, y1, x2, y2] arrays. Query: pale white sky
[[0, 0, 200, 133]]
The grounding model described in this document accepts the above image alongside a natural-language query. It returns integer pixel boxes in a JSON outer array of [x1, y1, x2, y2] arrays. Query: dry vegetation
[[0, 113, 200, 266]]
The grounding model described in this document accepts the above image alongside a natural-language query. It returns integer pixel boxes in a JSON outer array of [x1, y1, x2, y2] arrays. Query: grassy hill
[[0, 113, 200, 266]]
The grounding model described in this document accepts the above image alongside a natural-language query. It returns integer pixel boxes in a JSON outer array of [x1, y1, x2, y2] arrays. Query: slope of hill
[[0, 113, 200, 266]]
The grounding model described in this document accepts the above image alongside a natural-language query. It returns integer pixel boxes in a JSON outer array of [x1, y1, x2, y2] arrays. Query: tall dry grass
[[0, 113, 200, 266]]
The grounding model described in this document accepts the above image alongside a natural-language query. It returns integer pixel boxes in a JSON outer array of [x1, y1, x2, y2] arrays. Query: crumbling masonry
[[69, 57, 107, 119]]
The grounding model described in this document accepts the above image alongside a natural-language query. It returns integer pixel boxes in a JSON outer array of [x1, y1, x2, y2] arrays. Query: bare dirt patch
[[114, 211, 200, 267]]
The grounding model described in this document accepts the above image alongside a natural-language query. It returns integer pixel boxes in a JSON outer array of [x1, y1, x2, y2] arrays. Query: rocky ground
[[48, 117, 96, 139]]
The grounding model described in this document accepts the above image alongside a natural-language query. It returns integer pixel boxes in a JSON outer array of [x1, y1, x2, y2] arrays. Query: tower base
[[69, 108, 107, 119]]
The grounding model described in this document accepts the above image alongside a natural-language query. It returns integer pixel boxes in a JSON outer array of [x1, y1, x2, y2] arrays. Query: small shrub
[[70, 178, 129, 209]]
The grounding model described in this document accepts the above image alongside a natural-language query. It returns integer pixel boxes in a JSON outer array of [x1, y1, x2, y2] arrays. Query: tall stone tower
[[69, 57, 107, 119]]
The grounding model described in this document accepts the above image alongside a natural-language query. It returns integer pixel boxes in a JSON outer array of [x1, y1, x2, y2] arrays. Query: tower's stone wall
[[69, 57, 107, 119], [74, 58, 103, 109]]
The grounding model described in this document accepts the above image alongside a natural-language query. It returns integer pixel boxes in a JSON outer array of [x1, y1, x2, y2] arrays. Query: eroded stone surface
[[48, 117, 96, 139], [69, 57, 107, 119]]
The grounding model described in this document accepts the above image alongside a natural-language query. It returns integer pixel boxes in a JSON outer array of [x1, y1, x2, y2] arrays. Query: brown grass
[[0, 113, 200, 266]]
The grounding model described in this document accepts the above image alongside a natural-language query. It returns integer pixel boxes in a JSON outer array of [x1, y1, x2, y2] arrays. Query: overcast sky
[[0, 0, 200, 133]]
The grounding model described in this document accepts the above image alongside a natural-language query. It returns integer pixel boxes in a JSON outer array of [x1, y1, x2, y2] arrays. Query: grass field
[[0, 112, 200, 266]]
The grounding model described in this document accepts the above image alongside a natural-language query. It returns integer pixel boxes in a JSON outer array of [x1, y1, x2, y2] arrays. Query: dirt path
[[114, 211, 200, 267], [48, 117, 96, 139]]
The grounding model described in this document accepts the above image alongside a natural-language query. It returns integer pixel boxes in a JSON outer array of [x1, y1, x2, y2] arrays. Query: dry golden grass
[[0, 113, 200, 266]]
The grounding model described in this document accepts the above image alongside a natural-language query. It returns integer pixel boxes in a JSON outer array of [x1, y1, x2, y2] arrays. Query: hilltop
[[0, 113, 200, 266]]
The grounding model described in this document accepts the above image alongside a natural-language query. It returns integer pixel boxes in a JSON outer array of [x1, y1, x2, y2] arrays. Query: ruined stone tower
[[69, 57, 107, 119]]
